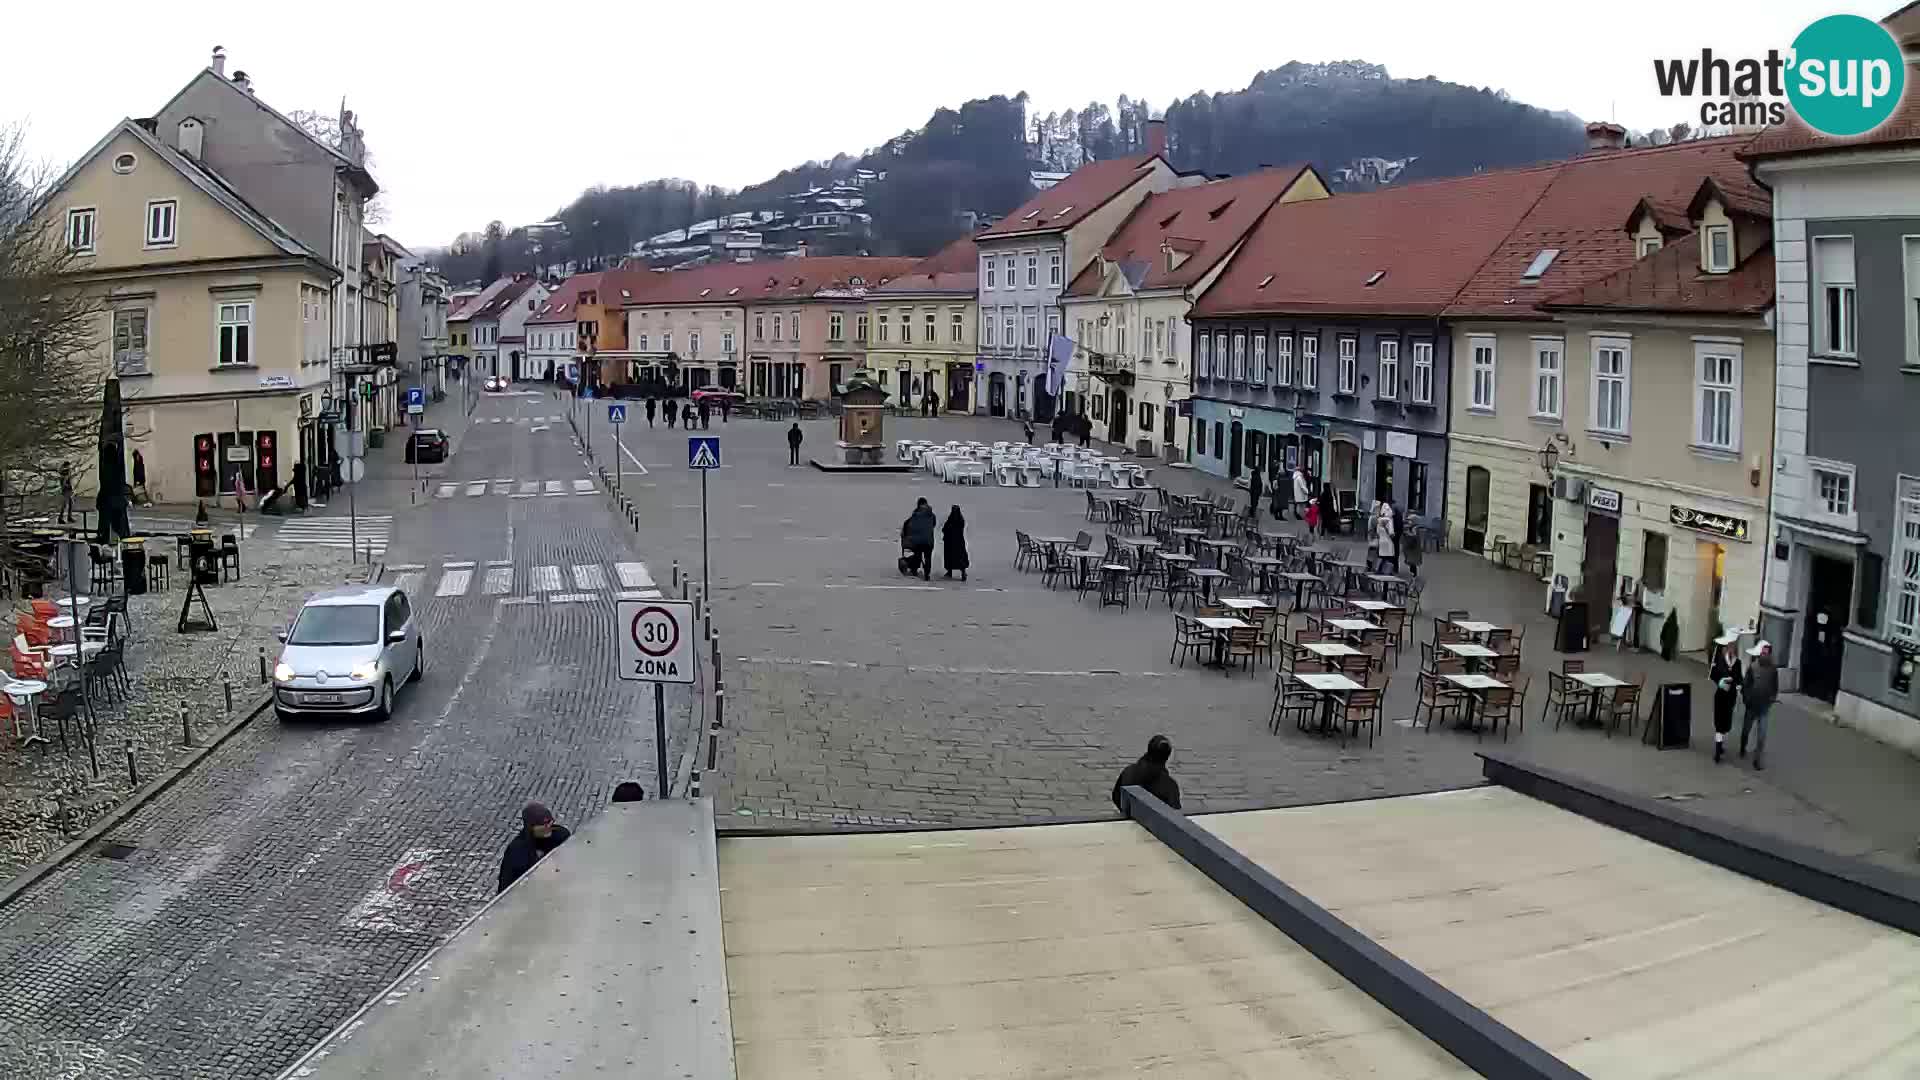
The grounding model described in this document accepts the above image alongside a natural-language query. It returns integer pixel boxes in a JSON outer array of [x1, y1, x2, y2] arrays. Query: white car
[[484, 375, 507, 392], [273, 584, 424, 722]]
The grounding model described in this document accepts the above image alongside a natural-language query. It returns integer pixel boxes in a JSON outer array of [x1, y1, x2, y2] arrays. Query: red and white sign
[[617, 599, 694, 683]]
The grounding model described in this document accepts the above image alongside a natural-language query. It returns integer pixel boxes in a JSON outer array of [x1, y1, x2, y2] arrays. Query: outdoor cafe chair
[[1013, 530, 1038, 571], [1445, 609, 1471, 624], [1333, 685, 1385, 748], [1545, 671, 1595, 729], [1336, 653, 1373, 684], [1407, 670, 1465, 733], [1169, 614, 1210, 668], [1606, 677, 1645, 737], [1270, 675, 1318, 734], [1222, 626, 1261, 675], [1484, 627, 1514, 654], [1492, 652, 1522, 679], [219, 534, 241, 581], [1477, 686, 1518, 743], [1561, 658, 1585, 674], [1148, 564, 1197, 611], [1085, 490, 1106, 522]]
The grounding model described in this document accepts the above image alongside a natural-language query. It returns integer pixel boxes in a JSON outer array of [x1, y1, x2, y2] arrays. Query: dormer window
[[1520, 249, 1561, 281], [1704, 225, 1733, 274], [1637, 235, 1663, 258], [1257, 274, 1274, 289], [1364, 271, 1386, 287]]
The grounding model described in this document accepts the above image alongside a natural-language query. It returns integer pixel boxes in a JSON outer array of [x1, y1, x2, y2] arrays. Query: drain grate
[[94, 842, 139, 861]]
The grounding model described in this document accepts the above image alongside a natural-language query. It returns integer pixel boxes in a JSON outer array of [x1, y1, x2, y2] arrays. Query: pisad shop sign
[[1670, 505, 1751, 542]]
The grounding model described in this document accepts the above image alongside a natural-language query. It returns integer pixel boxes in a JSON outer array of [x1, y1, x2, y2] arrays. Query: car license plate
[[303, 693, 342, 705]]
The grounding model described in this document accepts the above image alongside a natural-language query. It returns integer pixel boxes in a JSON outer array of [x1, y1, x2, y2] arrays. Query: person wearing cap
[[1741, 641, 1780, 770], [497, 802, 572, 893]]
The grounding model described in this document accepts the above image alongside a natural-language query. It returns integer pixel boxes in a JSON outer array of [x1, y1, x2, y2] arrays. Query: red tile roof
[[526, 272, 604, 325], [1743, 62, 1920, 159], [1192, 166, 1561, 318], [448, 278, 513, 323], [875, 235, 979, 295], [469, 275, 539, 321], [1064, 165, 1319, 298], [977, 154, 1162, 240], [614, 257, 919, 307], [1443, 135, 1763, 318], [1540, 235, 1775, 316]]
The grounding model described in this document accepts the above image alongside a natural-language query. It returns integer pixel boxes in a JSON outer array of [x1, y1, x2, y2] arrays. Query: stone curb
[[0, 689, 274, 911]]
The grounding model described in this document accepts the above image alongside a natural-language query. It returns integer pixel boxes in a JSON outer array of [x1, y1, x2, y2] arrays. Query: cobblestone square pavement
[[618, 413, 1920, 870]]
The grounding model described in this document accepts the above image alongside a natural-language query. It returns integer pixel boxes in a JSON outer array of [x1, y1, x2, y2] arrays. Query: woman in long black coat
[[1709, 638, 1743, 762], [941, 505, 970, 582]]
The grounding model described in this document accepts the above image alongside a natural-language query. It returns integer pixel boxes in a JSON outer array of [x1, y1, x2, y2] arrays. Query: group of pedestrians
[[899, 497, 968, 581], [640, 395, 727, 430], [1710, 638, 1780, 768]]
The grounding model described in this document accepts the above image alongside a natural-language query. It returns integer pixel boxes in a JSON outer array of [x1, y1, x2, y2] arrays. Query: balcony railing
[[1087, 351, 1133, 376]]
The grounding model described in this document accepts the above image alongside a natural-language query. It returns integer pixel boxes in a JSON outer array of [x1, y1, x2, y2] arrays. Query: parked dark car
[[405, 429, 449, 464]]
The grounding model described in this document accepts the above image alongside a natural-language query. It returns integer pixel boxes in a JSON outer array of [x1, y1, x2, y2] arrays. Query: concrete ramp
[[285, 797, 735, 1080]]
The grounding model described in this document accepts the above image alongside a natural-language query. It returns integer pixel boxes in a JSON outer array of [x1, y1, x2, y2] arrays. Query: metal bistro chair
[[1333, 685, 1385, 748], [1169, 614, 1211, 668], [219, 533, 241, 581], [1545, 670, 1595, 729], [1271, 673, 1318, 734], [1407, 669, 1466, 733], [1222, 625, 1261, 676]]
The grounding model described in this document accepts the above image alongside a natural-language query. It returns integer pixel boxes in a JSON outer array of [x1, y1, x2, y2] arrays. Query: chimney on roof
[[210, 46, 226, 77], [232, 70, 253, 94], [1585, 121, 1628, 152], [178, 117, 204, 160], [1146, 118, 1168, 158]]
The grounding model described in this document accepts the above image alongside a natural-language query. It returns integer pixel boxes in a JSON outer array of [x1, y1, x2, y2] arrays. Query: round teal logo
[[1787, 14, 1906, 137]]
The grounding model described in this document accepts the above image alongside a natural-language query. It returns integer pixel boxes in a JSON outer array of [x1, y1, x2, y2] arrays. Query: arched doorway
[[1464, 465, 1491, 554], [988, 373, 1007, 416], [1331, 438, 1359, 495], [1108, 388, 1129, 445]]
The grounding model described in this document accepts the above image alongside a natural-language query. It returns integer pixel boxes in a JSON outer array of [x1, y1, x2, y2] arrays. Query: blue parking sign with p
[[608, 403, 626, 424], [406, 386, 424, 407], [688, 436, 721, 469]]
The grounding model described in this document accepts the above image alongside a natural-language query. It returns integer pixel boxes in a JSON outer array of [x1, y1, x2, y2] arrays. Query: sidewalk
[[910, 412, 1920, 871]]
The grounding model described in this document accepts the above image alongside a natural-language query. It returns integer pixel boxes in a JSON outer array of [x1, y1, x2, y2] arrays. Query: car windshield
[[288, 604, 381, 646]]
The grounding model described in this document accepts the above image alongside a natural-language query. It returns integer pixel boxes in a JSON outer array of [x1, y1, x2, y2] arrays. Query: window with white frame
[[1704, 225, 1733, 273], [877, 313, 889, 342], [1810, 460, 1855, 524], [1532, 337, 1562, 418], [1002, 257, 1015, 284], [1336, 336, 1357, 394], [1907, 237, 1920, 366], [925, 311, 936, 343], [951, 311, 964, 343], [1215, 332, 1230, 379], [1026, 312, 1038, 348], [1300, 335, 1318, 389], [1274, 334, 1293, 385], [754, 314, 764, 339], [1893, 477, 1920, 643], [1469, 335, 1496, 410], [1694, 342, 1741, 451], [1814, 236, 1856, 357], [112, 308, 149, 375], [145, 199, 177, 247], [722, 330, 734, 354], [1231, 332, 1246, 381], [66, 208, 95, 253], [663, 331, 674, 353], [982, 312, 994, 346], [984, 258, 995, 290], [788, 313, 798, 339], [689, 331, 701, 356], [636, 333, 648, 351], [1049, 252, 1061, 286], [1046, 310, 1060, 349], [1637, 235, 1663, 258], [900, 309, 913, 344], [770, 315, 780, 342], [1197, 331, 1212, 379], [1251, 334, 1267, 383], [1026, 254, 1038, 286], [1377, 339, 1399, 400], [217, 300, 253, 366], [1591, 337, 1631, 434], [828, 312, 843, 340], [1411, 340, 1433, 403], [856, 313, 869, 342], [1003, 312, 1015, 347], [1156, 319, 1167, 359]]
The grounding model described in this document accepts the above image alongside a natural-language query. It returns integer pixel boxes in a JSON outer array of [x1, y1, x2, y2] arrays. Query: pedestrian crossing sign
[[688, 437, 721, 470], [608, 404, 627, 424]]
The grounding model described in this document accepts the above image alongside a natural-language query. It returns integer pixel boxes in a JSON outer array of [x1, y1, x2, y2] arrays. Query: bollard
[[672, 561, 680, 588], [181, 705, 193, 748], [223, 675, 233, 715], [707, 691, 722, 770], [712, 640, 721, 683], [257, 646, 267, 684], [715, 678, 725, 728], [125, 741, 139, 787]]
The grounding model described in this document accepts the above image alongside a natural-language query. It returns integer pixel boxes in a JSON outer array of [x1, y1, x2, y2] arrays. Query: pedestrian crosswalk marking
[[518, 481, 539, 495], [395, 572, 422, 594], [435, 569, 471, 597], [572, 479, 595, 495], [483, 567, 512, 595], [547, 592, 596, 603], [276, 514, 391, 557], [618, 589, 664, 600], [531, 565, 562, 591], [444, 560, 475, 569], [465, 481, 487, 497], [543, 481, 564, 496], [572, 564, 606, 590], [492, 481, 512, 495], [436, 485, 456, 499], [614, 562, 653, 589]]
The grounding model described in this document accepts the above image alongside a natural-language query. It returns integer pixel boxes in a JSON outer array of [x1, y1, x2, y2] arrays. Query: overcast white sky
[[2, 0, 1839, 251]]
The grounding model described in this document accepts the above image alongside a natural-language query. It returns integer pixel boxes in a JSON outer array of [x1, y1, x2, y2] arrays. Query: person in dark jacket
[[1267, 464, 1286, 520], [644, 397, 657, 427], [1247, 467, 1265, 523], [1316, 483, 1339, 538], [901, 498, 936, 581], [1051, 414, 1066, 444], [697, 399, 712, 430], [664, 397, 678, 429], [682, 402, 697, 428], [787, 423, 803, 466], [1740, 641, 1779, 769], [1709, 637, 1743, 763], [1077, 413, 1092, 448], [497, 802, 572, 893], [719, 396, 732, 423], [1112, 735, 1181, 816], [611, 781, 647, 803], [941, 505, 970, 581]]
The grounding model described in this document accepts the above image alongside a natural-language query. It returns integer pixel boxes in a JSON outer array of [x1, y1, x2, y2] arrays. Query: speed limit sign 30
[[616, 599, 695, 683]]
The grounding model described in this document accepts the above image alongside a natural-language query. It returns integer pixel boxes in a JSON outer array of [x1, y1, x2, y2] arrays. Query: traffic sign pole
[[654, 682, 667, 797], [700, 468, 710, 595]]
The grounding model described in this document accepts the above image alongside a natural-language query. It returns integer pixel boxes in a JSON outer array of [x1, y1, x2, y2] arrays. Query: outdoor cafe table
[[1302, 641, 1362, 668], [1137, 506, 1164, 533], [1280, 571, 1321, 612], [1098, 564, 1133, 609], [1065, 549, 1103, 591], [1327, 618, 1382, 638], [1293, 671, 1366, 734], [1245, 556, 1283, 597], [1441, 641, 1499, 672], [1570, 671, 1631, 726], [1219, 597, 1272, 616], [54, 596, 92, 610], [4, 678, 48, 747], [1442, 673, 1509, 733], [1363, 573, 1404, 595], [1169, 527, 1205, 554], [1347, 599, 1395, 613], [1194, 615, 1249, 668], [1190, 567, 1229, 604], [1196, 538, 1238, 567], [1451, 619, 1502, 637], [48, 641, 106, 664]]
